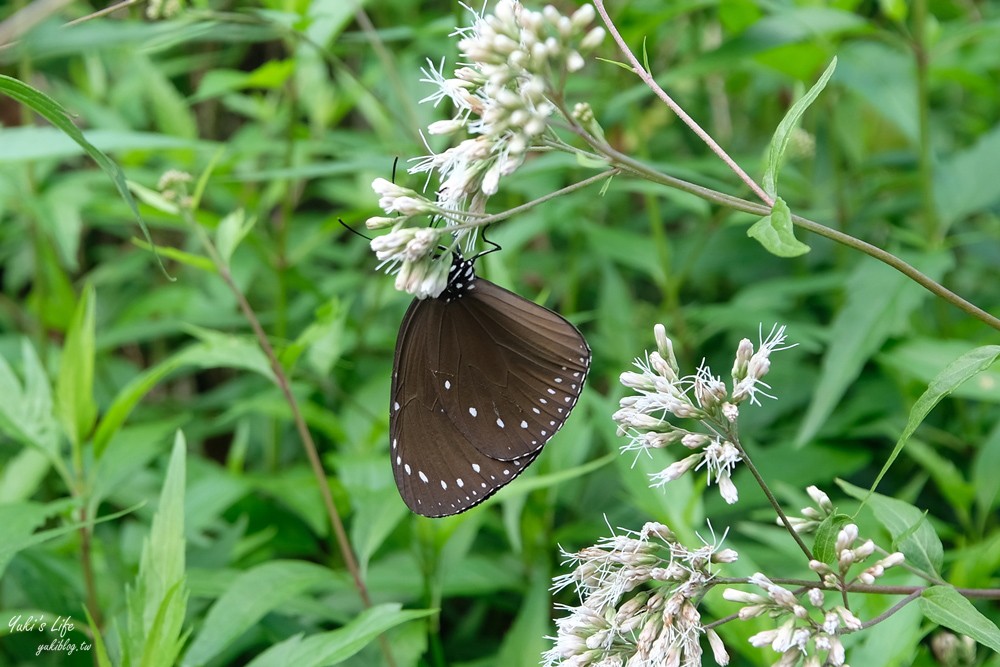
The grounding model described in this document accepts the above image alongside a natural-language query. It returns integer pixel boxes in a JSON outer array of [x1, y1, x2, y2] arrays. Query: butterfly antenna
[[478, 224, 502, 258], [339, 218, 372, 242], [391, 156, 400, 184]]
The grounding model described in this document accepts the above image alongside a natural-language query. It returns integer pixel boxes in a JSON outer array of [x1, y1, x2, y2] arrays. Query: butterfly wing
[[390, 297, 542, 517], [430, 278, 591, 461]]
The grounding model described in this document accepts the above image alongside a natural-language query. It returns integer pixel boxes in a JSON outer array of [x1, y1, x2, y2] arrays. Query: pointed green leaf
[[124, 431, 189, 667], [839, 480, 943, 576], [55, 284, 97, 449], [812, 513, 851, 565], [244, 604, 435, 667], [747, 197, 810, 257], [920, 586, 1000, 653], [183, 560, 342, 665], [763, 58, 837, 197], [0, 74, 165, 273], [868, 345, 1000, 499]]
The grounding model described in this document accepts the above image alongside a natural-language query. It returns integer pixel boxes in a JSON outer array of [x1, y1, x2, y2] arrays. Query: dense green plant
[[0, 1, 998, 666]]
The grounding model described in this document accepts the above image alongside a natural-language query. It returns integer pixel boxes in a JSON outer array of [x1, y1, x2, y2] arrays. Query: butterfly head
[[439, 253, 477, 303]]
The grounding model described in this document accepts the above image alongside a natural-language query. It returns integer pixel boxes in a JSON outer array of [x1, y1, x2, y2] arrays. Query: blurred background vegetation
[[1, 0, 999, 665]]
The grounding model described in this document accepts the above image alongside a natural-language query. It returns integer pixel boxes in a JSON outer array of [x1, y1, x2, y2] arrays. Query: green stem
[[912, 0, 941, 242], [177, 196, 396, 667]]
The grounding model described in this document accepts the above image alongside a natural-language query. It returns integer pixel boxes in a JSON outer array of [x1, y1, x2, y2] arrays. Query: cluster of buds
[[808, 523, 905, 588], [367, 1, 605, 297], [724, 573, 864, 666], [545, 522, 736, 666], [613, 324, 793, 503]]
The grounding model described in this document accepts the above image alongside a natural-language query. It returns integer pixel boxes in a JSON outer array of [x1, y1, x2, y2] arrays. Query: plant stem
[[180, 206, 396, 667], [727, 435, 815, 562], [592, 0, 773, 206], [584, 142, 1000, 333], [911, 0, 941, 243], [588, 0, 999, 333]]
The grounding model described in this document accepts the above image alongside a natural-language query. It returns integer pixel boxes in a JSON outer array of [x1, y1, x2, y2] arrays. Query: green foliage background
[[0, 0, 999, 665]]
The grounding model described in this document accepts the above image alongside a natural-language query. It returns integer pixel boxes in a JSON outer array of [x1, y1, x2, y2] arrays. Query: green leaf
[[215, 209, 256, 265], [795, 251, 952, 446], [920, 586, 1000, 653], [244, 604, 435, 667], [83, 606, 114, 667], [0, 501, 71, 580], [812, 513, 851, 565], [183, 561, 342, 665], [124, 431, 189, 667], [747, 197, 810, 257], [868, 345, 1000, 499], [0, 339, 59, 456], [878, 338, 1000, 403], [838, 480, 943, 576], [132, 238, 216, 273], [934, 123, 1000, 234], [763, 57, 837, 197], [55, 283, 97, 450], [835, 41, 918, 141], [0, 75, 166, 274], [93, 334, 274, 457]]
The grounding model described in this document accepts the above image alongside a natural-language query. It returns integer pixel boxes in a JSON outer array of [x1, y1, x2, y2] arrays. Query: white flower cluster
[[545, 522, 736, 667], [366, 1, 605, 298], [724, 573, 862, 667], [808, 523, 905, 588], [614, 324, 794, 504]]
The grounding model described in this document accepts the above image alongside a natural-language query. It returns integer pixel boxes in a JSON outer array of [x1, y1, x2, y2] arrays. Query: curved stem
[[441, 168, 620, 232], [179, 200, 396, 667], [586, 1, 999, 333], [583, 141, 1000, 332], [592, 0, 773, 206], [727, 435, 815, 563]]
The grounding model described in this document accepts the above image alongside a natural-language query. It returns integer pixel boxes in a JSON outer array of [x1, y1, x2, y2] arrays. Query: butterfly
[[390, 252, 590, 517]]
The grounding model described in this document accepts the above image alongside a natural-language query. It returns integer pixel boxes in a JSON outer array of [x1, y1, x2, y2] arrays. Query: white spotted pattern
[[388, 252, 592, 517]]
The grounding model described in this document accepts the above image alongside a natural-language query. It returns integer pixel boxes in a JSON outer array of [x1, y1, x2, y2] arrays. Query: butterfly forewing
[[389, 255, 591, 518]]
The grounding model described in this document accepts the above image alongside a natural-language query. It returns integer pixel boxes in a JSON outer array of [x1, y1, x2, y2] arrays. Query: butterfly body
[[390, 254, 590, 517]]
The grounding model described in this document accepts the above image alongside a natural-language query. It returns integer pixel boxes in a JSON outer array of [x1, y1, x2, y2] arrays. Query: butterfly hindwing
[[430, 278, 590, 461], [390, 297, 542, 517], [388, 254, 590, 517]]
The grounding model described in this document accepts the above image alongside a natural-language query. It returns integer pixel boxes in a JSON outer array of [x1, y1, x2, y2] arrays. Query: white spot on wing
[[472, 463, 481, 473], [457, 478, 464, 488], [404, 464, 411, 474], [419, 470, 428, 483], [555, 378, 563, 383], [547, 388, 556, 395], [393, 401, 400, 411], [469, 407, 478, 417], [440, 480, 447, 489], [496, 418, 505, 428], [444, 380, 451, 390], [503, 469, 510, 476], [520, 420, 528, 428]]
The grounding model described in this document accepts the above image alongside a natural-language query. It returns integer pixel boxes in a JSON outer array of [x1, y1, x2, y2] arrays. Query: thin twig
[[592, 0, 773, 206], [727, 435, 815, 563], [441, 168, 620, 232], [858, 590, 922, 630], [178, 200, 397, 667], [64, 0, 140, 27], [584, 140, 1000, 333]]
